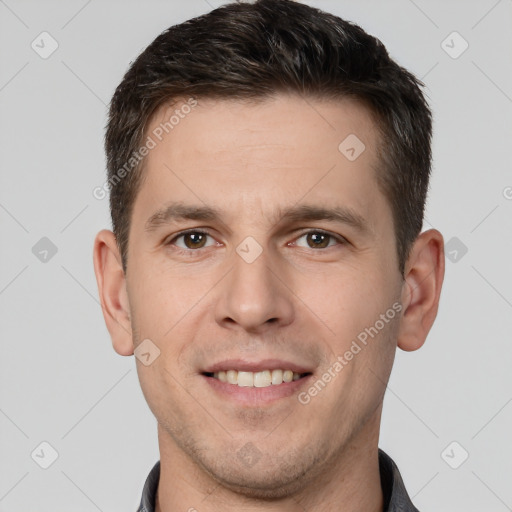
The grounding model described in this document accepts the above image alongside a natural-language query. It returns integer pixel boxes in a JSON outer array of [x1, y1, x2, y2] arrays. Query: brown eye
[[306, 232, 331, 248], [182, 232, 207, 249], [294, 230, 342, 250], [168, 230, 216, 251]]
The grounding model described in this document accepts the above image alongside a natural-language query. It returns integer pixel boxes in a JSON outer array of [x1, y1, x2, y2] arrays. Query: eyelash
[[165, 228, 347, 256]]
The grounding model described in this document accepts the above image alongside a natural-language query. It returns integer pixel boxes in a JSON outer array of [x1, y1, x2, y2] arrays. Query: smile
[[203, 369, 311, 388]]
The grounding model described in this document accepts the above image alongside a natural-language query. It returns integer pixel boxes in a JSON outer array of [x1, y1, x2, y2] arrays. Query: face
[[124, 94, 405, 496]]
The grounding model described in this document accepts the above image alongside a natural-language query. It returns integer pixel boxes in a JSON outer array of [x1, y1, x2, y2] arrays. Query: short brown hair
[[105, 0, 432, 276]]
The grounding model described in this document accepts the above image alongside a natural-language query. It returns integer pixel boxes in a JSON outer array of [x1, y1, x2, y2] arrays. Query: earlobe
[[397, 229, 445, 352], [93, 229, 134, 356]]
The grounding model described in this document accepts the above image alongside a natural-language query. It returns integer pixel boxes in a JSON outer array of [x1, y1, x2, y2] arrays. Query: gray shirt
[[137, 448, 419, 511]]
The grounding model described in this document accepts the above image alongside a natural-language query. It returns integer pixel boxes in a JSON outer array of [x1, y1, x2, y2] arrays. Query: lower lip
[[202, 374, 313, 406]]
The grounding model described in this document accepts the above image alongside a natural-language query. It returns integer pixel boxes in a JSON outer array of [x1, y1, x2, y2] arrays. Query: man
[[93, 0, 445, 510]]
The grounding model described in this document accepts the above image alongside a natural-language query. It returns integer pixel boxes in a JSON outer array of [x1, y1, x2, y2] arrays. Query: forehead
[[132, 94, 389, 235], [147, 94, 379, 165]]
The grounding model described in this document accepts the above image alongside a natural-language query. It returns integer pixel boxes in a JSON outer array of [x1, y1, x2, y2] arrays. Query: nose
[[214, 244, 295, 333]]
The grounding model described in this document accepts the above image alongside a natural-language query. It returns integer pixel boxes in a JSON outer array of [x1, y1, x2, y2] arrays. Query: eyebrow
[[144, 201, 372, 236]]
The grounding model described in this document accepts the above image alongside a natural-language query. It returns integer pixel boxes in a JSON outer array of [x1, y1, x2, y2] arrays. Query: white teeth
[[271, 369, 283, 385], [210, 369, 304, 387], [237, 371, 254, 387], [254, 370, 272, 387], [283, 370, 294, 383]]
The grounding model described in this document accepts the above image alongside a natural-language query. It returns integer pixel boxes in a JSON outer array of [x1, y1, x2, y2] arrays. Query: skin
[[93, 93, 445, 511]]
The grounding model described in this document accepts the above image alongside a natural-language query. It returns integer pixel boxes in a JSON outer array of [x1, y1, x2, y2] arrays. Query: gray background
[[1, 0, 511, 510]]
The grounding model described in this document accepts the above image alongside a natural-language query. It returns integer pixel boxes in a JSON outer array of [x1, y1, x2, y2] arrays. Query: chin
[[196, 447, 324, 500], [208, 468, 308, 500]]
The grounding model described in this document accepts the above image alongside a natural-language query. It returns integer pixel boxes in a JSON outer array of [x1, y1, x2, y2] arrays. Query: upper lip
[[202, 358, 314, 374]]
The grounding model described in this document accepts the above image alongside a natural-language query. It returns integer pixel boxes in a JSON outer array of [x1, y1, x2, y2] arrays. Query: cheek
[[129, 263, 197, 335], [301, 269, 391, 349]]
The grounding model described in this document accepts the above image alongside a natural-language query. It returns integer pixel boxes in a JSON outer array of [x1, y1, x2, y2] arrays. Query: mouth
[[202, 369, 312, 388], [200, 359, 315, 406]]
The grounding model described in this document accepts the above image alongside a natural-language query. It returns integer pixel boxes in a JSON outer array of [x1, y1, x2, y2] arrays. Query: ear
[[93, 229, 134, 356], [397, 229, 445, 352]]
